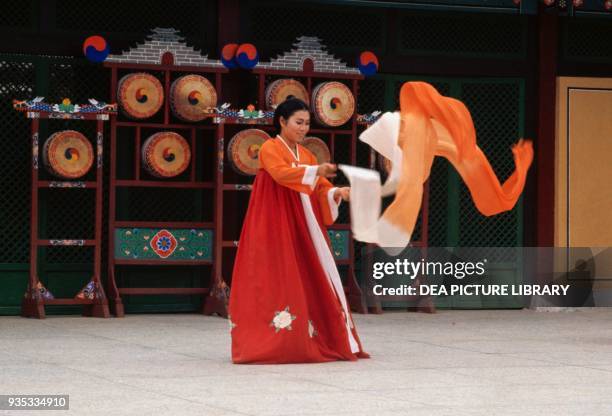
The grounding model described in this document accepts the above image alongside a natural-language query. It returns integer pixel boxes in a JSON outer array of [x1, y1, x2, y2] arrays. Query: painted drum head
[[227, 129, 270, 175], [312, 81, 355, 127], [301, 136, 331, 164], [141, 132, 191, 178], [170, 74, 217, 122], [117, 72, 164, 119], [265, 79, 309, 109], [42, 130, 94, 179]]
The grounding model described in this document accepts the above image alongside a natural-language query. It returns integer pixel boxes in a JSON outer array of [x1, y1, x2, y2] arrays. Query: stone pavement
[[1, 309, 612, 415]]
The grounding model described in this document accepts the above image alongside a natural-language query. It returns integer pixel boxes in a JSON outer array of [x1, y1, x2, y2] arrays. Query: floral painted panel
[[114, 228, 212, 261]]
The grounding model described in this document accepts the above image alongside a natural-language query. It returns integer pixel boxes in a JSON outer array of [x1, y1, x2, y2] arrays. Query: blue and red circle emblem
[[357, 51, 379, 76], [236, 43, 259, 69], [221, 43, 239, 69], [83, 35, 110, 63]]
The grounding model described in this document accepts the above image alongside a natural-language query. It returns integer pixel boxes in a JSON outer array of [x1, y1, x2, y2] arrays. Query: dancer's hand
[[334, 187, 350, 202], [317, 163, 337, 178]]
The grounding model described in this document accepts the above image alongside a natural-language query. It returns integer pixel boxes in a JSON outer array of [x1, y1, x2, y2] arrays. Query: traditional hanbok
[[229, 136, 369, 364]]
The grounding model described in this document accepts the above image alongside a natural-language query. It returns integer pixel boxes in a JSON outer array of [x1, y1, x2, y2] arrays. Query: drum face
[[141, 132, 191, 178], [43, 130, 94, 179], [170, 74, 217, 122], [312, 82, 355, 127], [118, 73, 164, 119], [265, 79, 309, 109], [228, 129, 270, 175], [301, 136, 331, 164]]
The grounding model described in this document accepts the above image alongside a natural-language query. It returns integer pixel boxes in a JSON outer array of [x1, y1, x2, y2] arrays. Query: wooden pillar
[[218, 0, 241, 47], [536, 8, 558, 247]]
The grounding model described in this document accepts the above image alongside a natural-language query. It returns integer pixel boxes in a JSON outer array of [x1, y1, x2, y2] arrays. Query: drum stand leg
[[111, 299, 125, 318], [347, 268, 367, 314], [83, 302, 111, 318], [107, 268, 125, 317], [415, 295, 436, 314], [203, 275, 229, 317], [203, 293, 228, 317], [21, 299, 45, 319], [406, 277, 436, 314]]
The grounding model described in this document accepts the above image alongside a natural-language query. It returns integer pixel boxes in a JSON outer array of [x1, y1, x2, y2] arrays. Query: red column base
[[21, 299, 45, 319]]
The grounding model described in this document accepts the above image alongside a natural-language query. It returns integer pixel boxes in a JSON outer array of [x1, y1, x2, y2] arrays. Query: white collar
[[276, 135, 299, 161]]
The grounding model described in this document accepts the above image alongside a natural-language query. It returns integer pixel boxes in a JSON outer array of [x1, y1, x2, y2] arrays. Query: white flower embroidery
[[270, 306, 296, 333], [228, 315, 236, 333], [308, 320, 317, 338]]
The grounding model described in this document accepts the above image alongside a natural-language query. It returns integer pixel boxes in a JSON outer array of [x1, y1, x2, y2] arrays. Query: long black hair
[[273, 98, 310, 134]]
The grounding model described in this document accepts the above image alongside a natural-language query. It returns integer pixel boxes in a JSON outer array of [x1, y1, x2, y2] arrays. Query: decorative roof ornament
[[13, 97, 117, 114], [106, 28, 223, 68], [258, 36, 360, 74]]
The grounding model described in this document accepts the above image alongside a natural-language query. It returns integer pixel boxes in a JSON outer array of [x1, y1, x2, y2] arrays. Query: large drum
[[170, 74, 217, 122], [227, 129, 270, 175], [42, 130, 94, 179], [265, 79, 309, 109], [141, 132, 191, 178], [312, 82, 355, 127], [117, 73, 164, 119], [301, 136, 330, 164]]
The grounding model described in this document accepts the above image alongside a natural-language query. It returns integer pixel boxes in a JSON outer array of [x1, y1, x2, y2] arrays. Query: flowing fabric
[[347, 81, 534, 247], [229, 138, 369, 364]]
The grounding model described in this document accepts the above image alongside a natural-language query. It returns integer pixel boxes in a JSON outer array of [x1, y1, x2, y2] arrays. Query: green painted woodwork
[[114, 228, 213, 262]]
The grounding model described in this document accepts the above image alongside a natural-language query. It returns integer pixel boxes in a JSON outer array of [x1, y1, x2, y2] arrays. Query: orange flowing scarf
[[383, 81, 534, 240]]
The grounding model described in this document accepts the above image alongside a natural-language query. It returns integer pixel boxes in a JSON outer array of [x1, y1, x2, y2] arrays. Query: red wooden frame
[[105, 61, 229, 317], [21, 112, 112, 319], [105, 58, 372, 317]]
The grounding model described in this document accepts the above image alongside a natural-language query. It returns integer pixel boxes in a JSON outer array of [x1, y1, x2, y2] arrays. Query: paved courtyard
[[2, 309, 612, 415]]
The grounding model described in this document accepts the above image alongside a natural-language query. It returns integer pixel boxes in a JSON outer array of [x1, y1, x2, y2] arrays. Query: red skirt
[[229, 170, 369, 364]]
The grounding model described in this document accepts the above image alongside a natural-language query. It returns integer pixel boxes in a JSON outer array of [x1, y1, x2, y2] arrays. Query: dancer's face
[[280, 110, 310, 145]]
